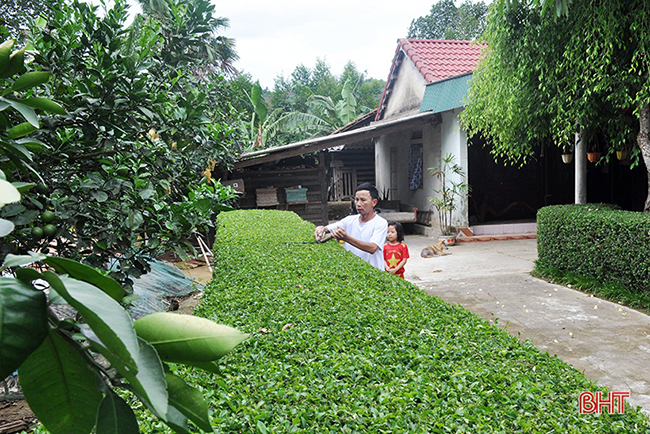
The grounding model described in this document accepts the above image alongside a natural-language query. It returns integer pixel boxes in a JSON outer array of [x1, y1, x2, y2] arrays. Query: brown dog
[[420, 239, 449, 258]]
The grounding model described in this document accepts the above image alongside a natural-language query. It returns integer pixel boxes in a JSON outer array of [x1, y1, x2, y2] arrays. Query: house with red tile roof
[[372, 38, 573, 236]]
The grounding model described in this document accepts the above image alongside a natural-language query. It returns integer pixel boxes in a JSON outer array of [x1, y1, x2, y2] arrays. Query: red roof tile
[[399, 39, 484, 83], [376, 39, 485, 120]]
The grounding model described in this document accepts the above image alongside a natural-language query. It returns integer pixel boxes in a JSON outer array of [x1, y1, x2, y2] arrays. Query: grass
[[533, 262, 650, 315], [146, 210, 650, 433]]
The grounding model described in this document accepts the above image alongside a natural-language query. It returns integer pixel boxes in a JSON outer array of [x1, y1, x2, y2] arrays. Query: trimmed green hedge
[[186, 210, 648, 433], [537, 204, 650, 294]]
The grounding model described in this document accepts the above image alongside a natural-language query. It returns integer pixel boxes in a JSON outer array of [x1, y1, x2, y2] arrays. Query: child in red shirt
[[384, 221, 409, 278]]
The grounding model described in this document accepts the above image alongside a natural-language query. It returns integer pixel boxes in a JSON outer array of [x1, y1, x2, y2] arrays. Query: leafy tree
[[136, 0, 239, 76], [309, 78, 373, 129], [408, 0, 489, 40], [0, 0, 55, 40], [461, 0, 650, 210], [1, 0, 239, 284], [0, 38, 248, 434]]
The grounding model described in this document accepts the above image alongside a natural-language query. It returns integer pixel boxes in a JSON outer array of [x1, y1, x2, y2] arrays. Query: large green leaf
[[133, 312, 249, 364], [250, 81, 267, 123], [0, 46, 24, 79], [0, 218, 13, 237], [1, 252, 46, 271], [18, 330, 102, 434], [96, 392, 140, 434], [0, 40, 13, 74], [127, 209, 144, 229], [2, 98, 38, 127], [21, 97, 66, 114], [81, 326, 169, 421], [165, 372, 213, 432], [8, 121, 38, 138], [41, 272, 139, 366], [0, 178, 20, 206], [12, 71, 51, 92], [44, 257, 125, 302], [0, 278, 48, 379]]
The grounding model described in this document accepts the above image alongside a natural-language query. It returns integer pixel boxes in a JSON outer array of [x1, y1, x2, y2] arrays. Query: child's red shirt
[[384, 242, 410, 278]]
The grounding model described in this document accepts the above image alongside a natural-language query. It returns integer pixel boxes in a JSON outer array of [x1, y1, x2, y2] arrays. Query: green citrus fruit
[[42, 210, 55, 223], [43, 224, 57, 237], [116, 167, 129, 177], [35, 183, 49, 194], [31, 226, 44, 239]]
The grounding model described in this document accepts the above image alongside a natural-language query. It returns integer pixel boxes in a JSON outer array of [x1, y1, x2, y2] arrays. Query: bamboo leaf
[[18, 330, 102, 434], [0, 278, 48, 379], [133, 312, 249, 364], [44, 257, 125, 302], [96, 392, 140, 434]]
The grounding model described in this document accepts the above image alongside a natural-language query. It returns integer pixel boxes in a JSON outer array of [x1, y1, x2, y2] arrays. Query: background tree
[[136, 0, 239, 76], [461, 0, 650, 210], [0, 0, 55, 40], [408, 0, 489, 40]]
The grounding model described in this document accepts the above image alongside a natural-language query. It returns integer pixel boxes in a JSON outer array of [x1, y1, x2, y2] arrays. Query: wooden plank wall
[[329, 146, 374, 186], [230, 162, 328, 225]]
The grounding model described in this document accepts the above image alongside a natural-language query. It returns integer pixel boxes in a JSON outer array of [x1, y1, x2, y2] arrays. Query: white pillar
[[575, 128, 587, 204]]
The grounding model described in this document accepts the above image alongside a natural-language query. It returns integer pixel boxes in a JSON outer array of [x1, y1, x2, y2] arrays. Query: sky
[[123, 1, 482, 90], [213, 1, 434, 89]]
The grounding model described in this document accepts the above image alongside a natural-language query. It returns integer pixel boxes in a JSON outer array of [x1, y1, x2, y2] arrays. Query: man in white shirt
[[314, 183, 388, 270]]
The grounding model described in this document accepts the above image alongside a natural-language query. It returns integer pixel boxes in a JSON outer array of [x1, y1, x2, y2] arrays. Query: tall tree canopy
[[408, 0, 489, 40], [461, 0, 650, 210], [229, 60, 385, 150]]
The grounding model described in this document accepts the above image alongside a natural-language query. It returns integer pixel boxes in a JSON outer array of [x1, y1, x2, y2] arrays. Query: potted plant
[[586, 132, 601, 162], [561, 143, 573, 164], [428, 153, 470, 245]]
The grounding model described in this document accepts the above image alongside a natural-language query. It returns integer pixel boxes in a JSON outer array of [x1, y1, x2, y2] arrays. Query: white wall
[[440, 109, 469, 228], [374, 50, 470, 231], [382, 55, 428, 120], [375, 122, 441, 214]]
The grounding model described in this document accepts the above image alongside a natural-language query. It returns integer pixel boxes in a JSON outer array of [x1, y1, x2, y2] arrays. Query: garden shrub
[[537, 204, 650, 295], [186, 209, 649, 433]]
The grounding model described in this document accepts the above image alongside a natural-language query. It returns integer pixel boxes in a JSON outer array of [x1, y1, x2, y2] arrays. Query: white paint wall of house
[[375, 122, 441, 220], [382, 55, 427, 119], [440, 109, 469, 228]]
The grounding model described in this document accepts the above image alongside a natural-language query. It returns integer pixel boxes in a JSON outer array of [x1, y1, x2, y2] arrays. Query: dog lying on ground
[[420, 240, 449, 258]]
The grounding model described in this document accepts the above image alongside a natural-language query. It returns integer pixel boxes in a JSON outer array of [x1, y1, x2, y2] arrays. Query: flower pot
[[438, 234, 456, 246], [587, 152, 601, 163], [561, 153, 573, 164], [616, 150, 627, 160]]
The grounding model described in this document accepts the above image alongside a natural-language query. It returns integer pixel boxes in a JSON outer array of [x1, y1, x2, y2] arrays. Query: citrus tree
[[0, 0, 240, 283], [0, 35, 248, 434]]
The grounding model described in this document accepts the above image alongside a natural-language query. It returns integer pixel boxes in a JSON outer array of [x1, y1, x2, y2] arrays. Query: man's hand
[[314, 225, 328, 241], [330, 226, 347, 242]]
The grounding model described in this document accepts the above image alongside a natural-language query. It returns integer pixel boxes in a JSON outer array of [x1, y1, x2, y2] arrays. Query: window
[[408, 131, 423, 190]]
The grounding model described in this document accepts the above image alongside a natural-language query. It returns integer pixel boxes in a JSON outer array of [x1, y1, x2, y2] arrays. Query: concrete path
[[403, 235, 650, 415]]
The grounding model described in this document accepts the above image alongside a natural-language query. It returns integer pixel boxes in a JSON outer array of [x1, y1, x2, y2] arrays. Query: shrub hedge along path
[[185, 210, 650, 433]]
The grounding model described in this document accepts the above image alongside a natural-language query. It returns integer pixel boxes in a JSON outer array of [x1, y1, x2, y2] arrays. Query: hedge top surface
[[189, 210, 650, 433]]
